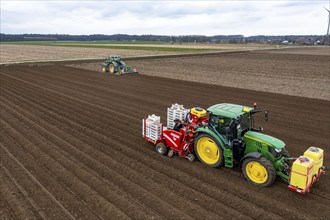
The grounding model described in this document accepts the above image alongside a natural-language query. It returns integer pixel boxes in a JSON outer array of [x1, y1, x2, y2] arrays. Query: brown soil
[[266, 46, 330, 56], [0, 64, 329, 219], [71, 50, 330, 101]]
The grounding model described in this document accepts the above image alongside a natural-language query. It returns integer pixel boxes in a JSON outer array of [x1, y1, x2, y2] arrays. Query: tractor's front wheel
[[242, 157, 276, 187], [194, 134, 223, 167]]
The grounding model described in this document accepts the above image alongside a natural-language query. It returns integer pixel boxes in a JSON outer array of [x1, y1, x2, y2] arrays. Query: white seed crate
[[167, 103, 190, 130], [142, 114, 162, 142]]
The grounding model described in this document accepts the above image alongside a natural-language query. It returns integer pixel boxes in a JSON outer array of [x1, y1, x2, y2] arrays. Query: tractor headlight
[[269, 146, 283, 158], [274, 148, 283, 153]]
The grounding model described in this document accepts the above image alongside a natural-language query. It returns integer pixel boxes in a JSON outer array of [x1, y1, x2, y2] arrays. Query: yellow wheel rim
[[102, 67, 106, 72], [109, 65, 114, 73], [196, 137, 220, 165], [245, 161, 268, 184]]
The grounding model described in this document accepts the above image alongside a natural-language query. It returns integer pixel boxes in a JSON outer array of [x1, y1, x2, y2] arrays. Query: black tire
[[242, 157, 276, 187], [194, 134, 223, 168], [155, 142, 167, 155]]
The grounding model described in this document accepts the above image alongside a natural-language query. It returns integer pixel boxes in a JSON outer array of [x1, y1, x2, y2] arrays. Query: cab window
[[210, 115, 231, 134], [240, 114, 251, 130]]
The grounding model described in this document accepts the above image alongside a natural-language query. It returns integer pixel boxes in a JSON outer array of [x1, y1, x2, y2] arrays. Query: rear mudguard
[[195, 127, 226, 150], [239, 152, 262, 167], [195, 128, 237, 167]]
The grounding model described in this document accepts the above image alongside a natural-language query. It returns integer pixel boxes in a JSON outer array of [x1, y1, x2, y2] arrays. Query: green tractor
[[142, 103, 325, 193], [194, 103, 324, 191], [101, 56, 138, 75]]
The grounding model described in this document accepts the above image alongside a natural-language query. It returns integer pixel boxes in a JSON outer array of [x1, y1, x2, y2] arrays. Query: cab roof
[[207, 103, 253, 118]]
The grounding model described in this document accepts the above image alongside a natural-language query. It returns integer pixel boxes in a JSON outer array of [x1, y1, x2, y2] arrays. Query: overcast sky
[[1, 0, 329, 36]]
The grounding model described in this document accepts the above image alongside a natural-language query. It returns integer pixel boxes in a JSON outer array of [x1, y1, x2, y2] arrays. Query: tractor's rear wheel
[[194, 134, 223, 167], [109, 64, 115, 74], [155, 142, 167, 155], [242, 157, 276, 187]]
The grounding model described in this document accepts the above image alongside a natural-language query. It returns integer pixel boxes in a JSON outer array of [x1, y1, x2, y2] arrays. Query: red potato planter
[[143, 106, 208, 161]]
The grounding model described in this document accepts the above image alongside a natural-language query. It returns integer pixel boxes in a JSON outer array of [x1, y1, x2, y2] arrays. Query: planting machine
[[142, 103, 325, 194], [101, 56, 138, 75]]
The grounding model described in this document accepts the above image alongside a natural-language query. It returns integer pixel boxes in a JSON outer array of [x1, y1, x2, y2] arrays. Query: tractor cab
[[207, 103, 254, 141], [207, 103, 269, 141]]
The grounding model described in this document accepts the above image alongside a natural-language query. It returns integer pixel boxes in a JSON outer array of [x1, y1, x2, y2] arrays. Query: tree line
[[0, 33, 328, 44]]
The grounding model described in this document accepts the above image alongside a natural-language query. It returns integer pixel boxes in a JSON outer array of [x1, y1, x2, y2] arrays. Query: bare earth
[[72, 49, 330, 101], [266, 46, 330, 56], [1, 64, 329, 219], [0, 46, 329, 219]]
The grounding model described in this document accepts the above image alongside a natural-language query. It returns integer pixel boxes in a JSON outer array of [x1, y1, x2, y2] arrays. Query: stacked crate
[[167, 103, 190, 129], [142, 114, 161, 142]]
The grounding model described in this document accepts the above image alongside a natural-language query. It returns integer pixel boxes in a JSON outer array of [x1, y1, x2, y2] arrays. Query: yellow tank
[[290, 156, 315, 190], [190, 107, 207, 118], [303, 147, 324, 175]]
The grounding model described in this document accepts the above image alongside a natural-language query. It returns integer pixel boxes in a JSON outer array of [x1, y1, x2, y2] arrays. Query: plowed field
[[0, 63, 329, 219], [72, 50, 330, 100]]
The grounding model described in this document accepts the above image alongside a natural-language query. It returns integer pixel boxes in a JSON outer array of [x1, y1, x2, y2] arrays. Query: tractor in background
[[142, 103, 325, 194], [102, 56, 138, 75]]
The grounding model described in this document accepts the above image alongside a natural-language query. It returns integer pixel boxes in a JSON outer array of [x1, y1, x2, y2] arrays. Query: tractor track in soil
[[0, 64, 329, 219]]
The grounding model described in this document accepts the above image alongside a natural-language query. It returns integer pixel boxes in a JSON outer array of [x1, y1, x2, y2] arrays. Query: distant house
[[282, 40, 289, 45]]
